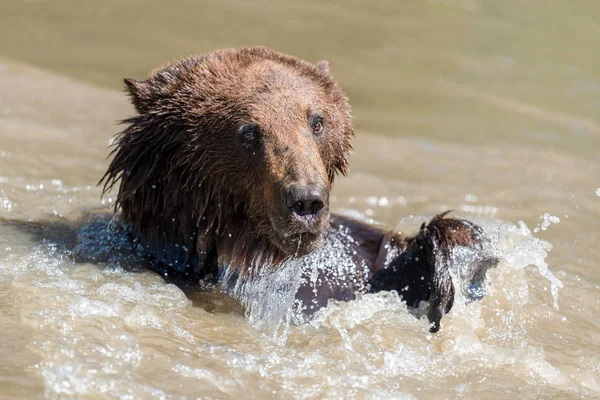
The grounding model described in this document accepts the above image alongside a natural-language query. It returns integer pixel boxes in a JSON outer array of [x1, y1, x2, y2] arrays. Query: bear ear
[[124, 78, 151, 114], [316, 60, 330, 74]]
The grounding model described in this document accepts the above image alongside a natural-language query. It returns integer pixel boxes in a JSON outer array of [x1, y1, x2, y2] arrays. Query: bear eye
[[239, 124, 259, 149], [243, 130, 256, 142], [310, 116, 325, 136]]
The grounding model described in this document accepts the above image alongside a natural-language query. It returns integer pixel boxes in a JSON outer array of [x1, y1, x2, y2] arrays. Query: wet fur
[[100, 47, 496, 332], [101, 47, 352, 276]]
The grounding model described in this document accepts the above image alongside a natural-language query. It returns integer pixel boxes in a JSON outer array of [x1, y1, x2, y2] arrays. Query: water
[[1, 1, 599, 398]]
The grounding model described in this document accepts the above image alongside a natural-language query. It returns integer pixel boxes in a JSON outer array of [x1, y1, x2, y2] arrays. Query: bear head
[[102, 47, 353, 272]]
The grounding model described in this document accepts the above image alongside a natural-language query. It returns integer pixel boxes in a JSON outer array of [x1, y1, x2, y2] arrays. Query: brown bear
[[100, 46, 495, 332]]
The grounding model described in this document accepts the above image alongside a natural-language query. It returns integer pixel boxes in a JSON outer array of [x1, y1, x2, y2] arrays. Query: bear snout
[[284, 184, 328, 230]]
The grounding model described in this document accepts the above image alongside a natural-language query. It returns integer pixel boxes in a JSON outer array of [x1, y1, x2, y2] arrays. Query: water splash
[[222, 258, 305, 344], [533, 213, 561, 233], [474, 218, 563, 310], [222, 225, 370, 343], [225, 216, 562, 343]]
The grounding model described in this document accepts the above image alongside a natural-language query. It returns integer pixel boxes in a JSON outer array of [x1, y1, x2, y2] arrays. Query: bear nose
[[285, 185, 326, 218]]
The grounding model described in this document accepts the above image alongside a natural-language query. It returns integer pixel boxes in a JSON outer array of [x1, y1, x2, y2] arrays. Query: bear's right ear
[[124, 78, 151, 114]]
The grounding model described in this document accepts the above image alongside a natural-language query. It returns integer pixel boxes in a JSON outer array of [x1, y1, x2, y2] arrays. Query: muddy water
[[0, 1, 599, 398]]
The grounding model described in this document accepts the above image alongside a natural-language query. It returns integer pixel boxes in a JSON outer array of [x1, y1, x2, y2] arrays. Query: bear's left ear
[[316, 60, 330, 74], [124, 78, 152, 114]]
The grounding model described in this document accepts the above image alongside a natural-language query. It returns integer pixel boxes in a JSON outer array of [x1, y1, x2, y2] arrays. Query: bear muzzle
[[284, 184, 327, 225], [266, 183, 330, 257]]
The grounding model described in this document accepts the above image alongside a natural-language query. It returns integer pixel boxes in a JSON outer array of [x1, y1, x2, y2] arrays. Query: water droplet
[[535, 213, 560, 232], [465, 193, 479, 202]]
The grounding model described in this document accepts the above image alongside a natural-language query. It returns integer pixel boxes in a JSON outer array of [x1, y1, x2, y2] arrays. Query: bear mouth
[[267, 204, 330, 258], [272, 230, 323, 258]]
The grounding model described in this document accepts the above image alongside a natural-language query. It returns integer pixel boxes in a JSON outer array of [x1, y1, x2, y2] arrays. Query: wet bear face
[[104, 47, 353, 262], [233, 60, 351, 255]]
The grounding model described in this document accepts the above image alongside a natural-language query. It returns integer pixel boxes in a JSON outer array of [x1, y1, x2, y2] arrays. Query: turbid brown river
[[0, 1, 599, 399]]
